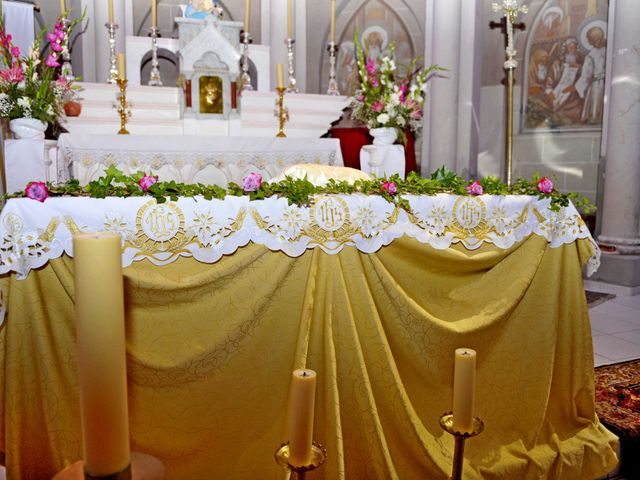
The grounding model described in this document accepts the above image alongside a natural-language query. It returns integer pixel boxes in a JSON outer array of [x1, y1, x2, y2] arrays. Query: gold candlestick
[[275, 441, 326, 480], [115, 79, 131, 135], [439, 412, 484, 480], [274, 87, 289, 138]]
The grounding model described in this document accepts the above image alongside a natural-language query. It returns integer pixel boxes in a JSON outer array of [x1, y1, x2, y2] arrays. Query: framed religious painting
[[521, 0, 608, 132]]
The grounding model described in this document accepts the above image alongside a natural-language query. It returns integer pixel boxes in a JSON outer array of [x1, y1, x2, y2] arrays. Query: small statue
[[185, 0, 214, 19]]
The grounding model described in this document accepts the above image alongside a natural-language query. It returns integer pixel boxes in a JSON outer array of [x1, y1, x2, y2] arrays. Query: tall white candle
[[60, 0, 66, 15], [287, 369, 317, 467], [244, 0, 250, 32], [452, 348, 476, 433], [277, 63, 284, 89], [287, 0, 293, 38], [73, 232, 130, 475], [151, 0, 157, 27], [330, 0, 336, 42], [108, 0, 114, 23], [117, 53, 126, 80]]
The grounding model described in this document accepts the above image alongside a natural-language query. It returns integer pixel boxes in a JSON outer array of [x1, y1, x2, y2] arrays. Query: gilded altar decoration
[[199, 76, 223, 114]]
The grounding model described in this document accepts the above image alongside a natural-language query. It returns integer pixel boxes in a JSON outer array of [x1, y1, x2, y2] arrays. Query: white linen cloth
[[56, 134, 344, 186], [0, 194, 599, 279], [1, 1, 35, 57], [3, 139, 47, 194]]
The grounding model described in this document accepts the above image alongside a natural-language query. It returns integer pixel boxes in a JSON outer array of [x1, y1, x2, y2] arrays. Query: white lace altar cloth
[[56, 134, 343, 186], [0, 194, 599, 280]]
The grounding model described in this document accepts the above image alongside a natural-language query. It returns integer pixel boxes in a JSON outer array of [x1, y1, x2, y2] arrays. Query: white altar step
[[239, 91, 350, 138], [64, 82, 350, 138]]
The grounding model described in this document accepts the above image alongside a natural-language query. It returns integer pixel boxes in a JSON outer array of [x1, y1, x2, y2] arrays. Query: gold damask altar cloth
[[0, 196, 618, 479]]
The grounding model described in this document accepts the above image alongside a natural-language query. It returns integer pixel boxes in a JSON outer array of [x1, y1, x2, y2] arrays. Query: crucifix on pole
[[489, 1, 527, 187]]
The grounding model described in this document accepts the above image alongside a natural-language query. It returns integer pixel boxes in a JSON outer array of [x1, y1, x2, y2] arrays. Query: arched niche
[[140, 48, 180, 86]]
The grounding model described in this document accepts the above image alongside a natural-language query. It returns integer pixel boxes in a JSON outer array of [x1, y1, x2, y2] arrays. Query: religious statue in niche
[[199, 76, 223, 114], [522, 0, 608, 131]]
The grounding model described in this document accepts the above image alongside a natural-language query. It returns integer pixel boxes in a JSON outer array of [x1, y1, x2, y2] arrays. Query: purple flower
[[242, 172, 263, 192], [47, 32, 58, 43], [45, 53, 60, 68], [381, 181, 397, 195], [365, 58, 376, 74], [466, 181, 483, 196], [51, 42, 63, 52], [25, 181, 49, 202], [371, 101, 384, 113], [537, 177, 554, 194], [138, 174, 159, 192]]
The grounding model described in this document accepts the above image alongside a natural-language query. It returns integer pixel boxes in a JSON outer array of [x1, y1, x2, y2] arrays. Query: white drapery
[[1, 1, 35, 58]]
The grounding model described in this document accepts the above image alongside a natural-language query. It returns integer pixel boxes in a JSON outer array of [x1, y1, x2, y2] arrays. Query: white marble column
[[597, 0, 640, 253], [269, 0, 289, 90], [421, 0, 482, 177]]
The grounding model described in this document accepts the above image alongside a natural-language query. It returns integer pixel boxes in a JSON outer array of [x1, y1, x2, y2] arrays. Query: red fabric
[[330, 127, 418, 174]]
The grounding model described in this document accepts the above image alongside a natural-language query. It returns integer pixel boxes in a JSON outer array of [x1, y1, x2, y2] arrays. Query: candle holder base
[[275, 441, 326, 480], [52, 453, 165, 480], [439, 412, 484, 480]]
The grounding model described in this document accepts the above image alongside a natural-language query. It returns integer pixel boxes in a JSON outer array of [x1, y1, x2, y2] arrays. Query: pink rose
[[138, 174, 158, 192], [242, 172, 262, 192], [537, 176, 554, 193], [381, 181, 397, 195], [25, 181, 49, 202], [466, 180, 483, 196], [371, 100, 384, 113]]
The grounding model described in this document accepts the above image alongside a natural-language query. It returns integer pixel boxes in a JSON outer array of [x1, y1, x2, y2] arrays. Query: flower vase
[[369, 127, 397, 146], [9, 118, 47, 140]]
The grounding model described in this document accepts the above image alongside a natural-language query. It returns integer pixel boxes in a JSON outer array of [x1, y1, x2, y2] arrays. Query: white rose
[[376, 113, 390, 124], [17, 97, 30, 108], [397, 116, 406, 127]]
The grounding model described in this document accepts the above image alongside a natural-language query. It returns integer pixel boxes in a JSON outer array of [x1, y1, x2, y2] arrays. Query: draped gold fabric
[[0, 237, 618, 479]]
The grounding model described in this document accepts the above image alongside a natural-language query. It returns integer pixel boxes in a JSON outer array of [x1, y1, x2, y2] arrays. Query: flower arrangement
[[0, 11, 81, 124], [10, 165, 593, 216], [350, 31, 443, 142]]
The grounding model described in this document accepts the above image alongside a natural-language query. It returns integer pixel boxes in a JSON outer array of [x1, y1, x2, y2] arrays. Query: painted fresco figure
[[573, 26, 607, 124]]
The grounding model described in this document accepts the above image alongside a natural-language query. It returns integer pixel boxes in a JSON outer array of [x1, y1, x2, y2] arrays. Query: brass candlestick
[[439, 412, 484, 480], [274, 87, 289, 138], [115, 78, 131, 135], [52, 452, 165, 480], [491, 0, 527, 187], [275, 441, 326, 480]]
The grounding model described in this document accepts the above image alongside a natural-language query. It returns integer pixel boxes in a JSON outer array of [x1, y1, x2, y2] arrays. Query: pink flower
[[356, 94, 364, 102], [466, 181, 483, 195], [371, 101, 384, 112], [47, 32, 58, 43], [242, 172, 262, 192], [365, 58, 376, 74], [45, 53, 60, 68], [410, 108, 422, 120], [370, 77, 379, 87], [0, 65, 24, 83], [25, 181, 49, 202], [138, 174, 159, 192], [537, 177, 554, 193], [381, 181, 397, 195], [10, 45, 20, 57], [51, 42, 63, 53]]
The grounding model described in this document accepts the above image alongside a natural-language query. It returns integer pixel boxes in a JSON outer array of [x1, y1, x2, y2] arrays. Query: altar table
[[56, 134, 344, 186], [0, 194, 618, 479]]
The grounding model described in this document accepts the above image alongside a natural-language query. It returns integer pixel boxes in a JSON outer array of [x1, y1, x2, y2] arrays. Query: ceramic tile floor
[[0, 287, 636, 480]]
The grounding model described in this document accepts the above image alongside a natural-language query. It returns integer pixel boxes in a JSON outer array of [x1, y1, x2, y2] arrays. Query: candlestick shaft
[[148, 26, 163, 86], [285, 38, 299, 93], [240, 31, 253, 93], [106, 23, 119, 84], [451, 436, 466, 480], [326, 42, 339, 95], [505, 67, 514, 186]]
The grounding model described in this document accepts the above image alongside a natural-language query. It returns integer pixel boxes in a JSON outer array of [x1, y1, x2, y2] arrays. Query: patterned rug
[[595, 359, 640, 441], [595, 360, 640, 478], [586, 290, 616, 308]]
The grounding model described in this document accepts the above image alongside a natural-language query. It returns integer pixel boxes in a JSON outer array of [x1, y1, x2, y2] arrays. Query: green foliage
[[3, 166, 595, 215]]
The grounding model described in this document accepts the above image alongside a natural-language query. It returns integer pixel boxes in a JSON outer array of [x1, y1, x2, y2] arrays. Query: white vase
[[9, 118, 47, 140], [369, 127, 397, 146]]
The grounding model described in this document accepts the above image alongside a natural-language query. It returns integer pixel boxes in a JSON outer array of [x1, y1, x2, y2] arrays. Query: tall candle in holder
[[73, 232, 130, 476], [117, 53, 126, 80], [151, 0, 157, 27], [108, 0, 114, 23], [287, 0, 293, 38], [452, 348, 476, 433], [287, 369, 317, 467], [244, 0, 250, 32]]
